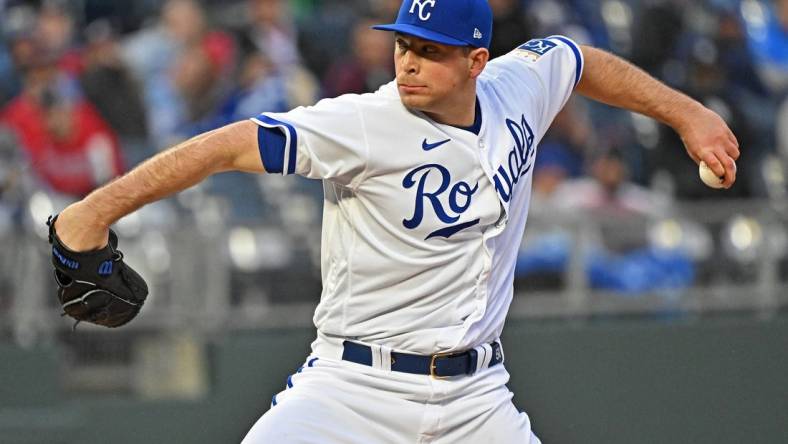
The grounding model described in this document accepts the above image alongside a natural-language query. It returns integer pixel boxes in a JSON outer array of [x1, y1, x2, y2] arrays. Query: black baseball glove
[[47, 215, 148, 328]]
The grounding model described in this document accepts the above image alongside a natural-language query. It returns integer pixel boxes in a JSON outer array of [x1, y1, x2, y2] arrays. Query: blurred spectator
[[297, 0, 383, 83], [546, 147, 671, 218], [741, 0, 788, 95], [713, 5, 775, 160], [0, 46, 125, 198], [165, 0, 236, 79], [165, 0, 236, 129], [81, 0, 154, 35], [0, 128, 27, 203], [630, 0, 686, 83], [80, 19, 150, 167], [241, 0, 318, 106], [533, 98, 593, 200], [121, 4, 181, 149], [174, 45, 224, 125], [323, 18, 393, 97], [246, 0, 301, 69], [1, 5, 38, 108], [523, 140, 690, 294], [0, 0, 14, 104], [524, 0, 570, 35], [199, 35, 289, 131], [37, 0, 84, 77], [0, 45, 13, 106], [563, 0, 612, 49], [780, 97, 788, 160], [488, 0, 535, 58], [122, 0, 235, 149], [716, 7, 768, 97]]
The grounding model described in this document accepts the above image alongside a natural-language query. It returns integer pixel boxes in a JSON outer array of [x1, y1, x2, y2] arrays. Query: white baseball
[[698, 161, 725, 189]]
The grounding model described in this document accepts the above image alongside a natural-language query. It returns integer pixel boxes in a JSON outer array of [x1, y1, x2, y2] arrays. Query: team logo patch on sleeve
[[513, 39, 557, 61], [519, 39, 557, 55]]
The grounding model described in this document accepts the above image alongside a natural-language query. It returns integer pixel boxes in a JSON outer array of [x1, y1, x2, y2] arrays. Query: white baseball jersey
[[251, 36, 583, 356]]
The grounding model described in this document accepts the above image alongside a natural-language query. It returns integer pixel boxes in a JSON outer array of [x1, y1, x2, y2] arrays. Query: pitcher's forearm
[[82, 120, 262, 227], [83, 133, 217, 227], [576, 46, 702, 133], [52, 121, 262, 251], [575, 45, 739, 187]]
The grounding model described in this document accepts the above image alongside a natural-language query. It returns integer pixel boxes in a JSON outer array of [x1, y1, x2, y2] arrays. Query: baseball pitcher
[[48, 0, 739, 442]]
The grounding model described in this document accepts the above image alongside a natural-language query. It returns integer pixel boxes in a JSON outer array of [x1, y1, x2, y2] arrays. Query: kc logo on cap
[[372, 0, 493, 49], [409, 0, 436, 21]]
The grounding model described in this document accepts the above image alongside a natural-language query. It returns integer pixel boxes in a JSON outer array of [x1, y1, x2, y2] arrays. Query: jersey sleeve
[[249, 95, 369, 187], [498, 35, 584, 134]]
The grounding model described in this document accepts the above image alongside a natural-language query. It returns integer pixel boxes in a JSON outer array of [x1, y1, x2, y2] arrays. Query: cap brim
[[371, 23, 468, 46]]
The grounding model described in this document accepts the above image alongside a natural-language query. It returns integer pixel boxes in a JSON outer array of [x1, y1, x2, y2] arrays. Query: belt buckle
[[429, 351, 455, 380]]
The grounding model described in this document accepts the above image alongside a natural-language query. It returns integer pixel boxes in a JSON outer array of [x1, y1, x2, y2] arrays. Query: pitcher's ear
[[468, 47, 490, 79]]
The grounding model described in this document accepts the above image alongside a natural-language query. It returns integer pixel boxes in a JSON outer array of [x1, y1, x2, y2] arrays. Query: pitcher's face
[[394, 34, 475, 113]]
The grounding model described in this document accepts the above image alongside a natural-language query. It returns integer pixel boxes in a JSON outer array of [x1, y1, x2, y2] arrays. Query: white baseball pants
[[241, 354, 541, 443]]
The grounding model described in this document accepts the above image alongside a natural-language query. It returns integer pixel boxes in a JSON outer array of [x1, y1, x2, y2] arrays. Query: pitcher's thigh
[[242, 394, 357, 444], [242, 370, 423, 444], [440, 381, 541, 444]]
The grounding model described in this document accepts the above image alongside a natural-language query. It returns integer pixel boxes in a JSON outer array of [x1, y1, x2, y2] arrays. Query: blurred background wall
[[0, 0, 787, 443]]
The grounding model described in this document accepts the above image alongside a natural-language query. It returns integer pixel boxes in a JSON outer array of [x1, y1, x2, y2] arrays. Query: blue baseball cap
[[372, 0, 493, 49]]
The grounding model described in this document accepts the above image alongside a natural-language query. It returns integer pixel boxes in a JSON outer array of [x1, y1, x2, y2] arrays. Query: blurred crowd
[[0, 0, 787, 221]]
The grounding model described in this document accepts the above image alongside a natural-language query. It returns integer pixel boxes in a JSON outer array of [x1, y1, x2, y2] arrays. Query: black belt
[[341, 340, 503, 378]]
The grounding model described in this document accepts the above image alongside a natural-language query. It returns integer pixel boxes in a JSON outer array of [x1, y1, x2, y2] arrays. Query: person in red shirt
[[0, 52, 125, 197]]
